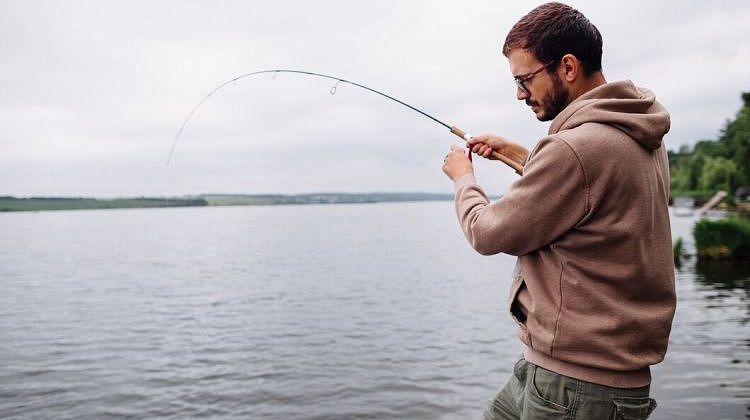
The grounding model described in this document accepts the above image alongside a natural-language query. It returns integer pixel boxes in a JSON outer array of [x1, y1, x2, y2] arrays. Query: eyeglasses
[[514, 61, 555, 94]]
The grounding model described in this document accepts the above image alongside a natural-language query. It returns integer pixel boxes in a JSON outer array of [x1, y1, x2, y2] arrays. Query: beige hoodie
[[453, 80, 676, 388]]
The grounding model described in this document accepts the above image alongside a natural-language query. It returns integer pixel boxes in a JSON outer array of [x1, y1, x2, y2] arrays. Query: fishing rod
[[167, 69, 524, 175]]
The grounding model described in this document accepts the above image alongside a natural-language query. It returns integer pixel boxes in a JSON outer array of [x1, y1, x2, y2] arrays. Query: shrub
[[693, 217, 750, 260], [673, 237, 684, 266]]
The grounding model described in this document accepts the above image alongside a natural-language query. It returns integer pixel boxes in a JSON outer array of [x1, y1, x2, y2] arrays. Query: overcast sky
[[1, 0, 748, 197]]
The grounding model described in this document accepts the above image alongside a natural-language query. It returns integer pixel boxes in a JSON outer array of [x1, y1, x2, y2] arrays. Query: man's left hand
[[442, 144, 473, 181]]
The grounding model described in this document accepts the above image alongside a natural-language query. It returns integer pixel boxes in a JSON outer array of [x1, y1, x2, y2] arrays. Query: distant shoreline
[[0, 193, 455, 212]]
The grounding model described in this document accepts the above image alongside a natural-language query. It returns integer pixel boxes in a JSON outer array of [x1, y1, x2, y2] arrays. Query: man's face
[[507, 49, 569, 121]]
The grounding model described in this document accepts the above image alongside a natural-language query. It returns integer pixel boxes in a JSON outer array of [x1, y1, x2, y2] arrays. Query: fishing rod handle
[[449, 126, 524, 176]]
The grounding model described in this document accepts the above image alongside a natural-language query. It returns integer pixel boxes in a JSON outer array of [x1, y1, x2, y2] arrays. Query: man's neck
[[568, 72, 607, 104]]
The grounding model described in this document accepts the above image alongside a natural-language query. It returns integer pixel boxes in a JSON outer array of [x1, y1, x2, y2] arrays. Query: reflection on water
[[651, 210, 750, 420], [695, 259, 750, 290], [0, 204, 748, 419]]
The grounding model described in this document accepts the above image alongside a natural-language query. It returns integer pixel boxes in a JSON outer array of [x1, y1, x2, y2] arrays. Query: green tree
[[718, 92, 750, 188], [670, 92, 750, 196], [698, 157, 739, 192]]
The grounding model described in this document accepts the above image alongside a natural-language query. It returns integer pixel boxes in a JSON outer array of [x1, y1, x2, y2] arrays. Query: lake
[[0, 202, 747, 419]]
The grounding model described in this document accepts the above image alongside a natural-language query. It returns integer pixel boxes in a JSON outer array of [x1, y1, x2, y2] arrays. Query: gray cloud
[[1, 0, 748, 196]]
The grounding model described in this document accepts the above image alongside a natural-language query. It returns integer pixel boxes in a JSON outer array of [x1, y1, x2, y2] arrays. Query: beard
[[528, 72, 569, 121]]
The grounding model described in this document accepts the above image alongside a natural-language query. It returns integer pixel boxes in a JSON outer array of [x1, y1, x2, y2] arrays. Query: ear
[[559, 54, 580, 82]]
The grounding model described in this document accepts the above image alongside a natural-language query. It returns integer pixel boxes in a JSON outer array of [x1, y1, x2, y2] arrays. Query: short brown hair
[[503, 2, 602, 76]]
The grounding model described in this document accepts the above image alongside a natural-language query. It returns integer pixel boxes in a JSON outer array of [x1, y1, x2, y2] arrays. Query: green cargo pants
[[483, 359, 657, 420]]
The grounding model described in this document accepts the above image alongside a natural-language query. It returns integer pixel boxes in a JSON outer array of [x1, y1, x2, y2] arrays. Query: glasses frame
[[514, 61, 556, 94]]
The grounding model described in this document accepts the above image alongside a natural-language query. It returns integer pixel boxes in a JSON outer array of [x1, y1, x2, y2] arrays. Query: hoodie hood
[[549, 80, 670, 150]]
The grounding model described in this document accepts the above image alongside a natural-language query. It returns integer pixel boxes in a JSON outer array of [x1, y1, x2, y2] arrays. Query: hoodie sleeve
[[453, 136, 588, 256]]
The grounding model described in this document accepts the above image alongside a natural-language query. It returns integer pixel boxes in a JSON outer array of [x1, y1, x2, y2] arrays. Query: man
[[441, 3, 676, 419]]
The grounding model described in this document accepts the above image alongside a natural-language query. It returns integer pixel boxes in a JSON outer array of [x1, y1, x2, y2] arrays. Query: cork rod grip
[[449, 126, 524, 176]]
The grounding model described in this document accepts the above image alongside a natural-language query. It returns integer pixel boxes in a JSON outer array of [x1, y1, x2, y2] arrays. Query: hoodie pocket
[[549, 259, 566, 357], [508, 260, 525, 324]]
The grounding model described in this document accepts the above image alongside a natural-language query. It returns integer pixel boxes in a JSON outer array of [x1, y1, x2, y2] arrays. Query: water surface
[[0, 203, 747, 419]]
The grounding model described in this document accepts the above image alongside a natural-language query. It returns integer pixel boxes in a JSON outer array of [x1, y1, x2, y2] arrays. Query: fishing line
[[167, 69, 523, 174]]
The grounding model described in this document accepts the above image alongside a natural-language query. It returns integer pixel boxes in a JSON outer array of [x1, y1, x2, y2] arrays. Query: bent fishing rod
[[168, 69, 524, 175]]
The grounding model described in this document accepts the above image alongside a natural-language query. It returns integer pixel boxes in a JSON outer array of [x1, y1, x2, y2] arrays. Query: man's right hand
[[468, 134, 529, 168]]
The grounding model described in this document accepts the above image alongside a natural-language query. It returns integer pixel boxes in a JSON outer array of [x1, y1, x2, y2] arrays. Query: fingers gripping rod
[[449, 126, 524, 175]]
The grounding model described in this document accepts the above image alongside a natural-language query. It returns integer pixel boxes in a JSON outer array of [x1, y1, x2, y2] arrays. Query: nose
[[516, 86, 529, 101]]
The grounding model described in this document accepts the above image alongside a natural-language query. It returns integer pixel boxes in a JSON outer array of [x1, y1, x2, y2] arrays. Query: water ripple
[[0, 205, 747, 419]]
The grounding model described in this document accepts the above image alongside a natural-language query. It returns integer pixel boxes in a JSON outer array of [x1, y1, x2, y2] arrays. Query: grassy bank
[[202, 193, 453, 206], [0, 197, 207, 212], [694, 217, 750, 260], [0, 193, 455, 212]]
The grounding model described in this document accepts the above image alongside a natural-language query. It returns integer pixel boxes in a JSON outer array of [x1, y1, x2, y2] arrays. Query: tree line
[[668, 92, 750, 198]]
